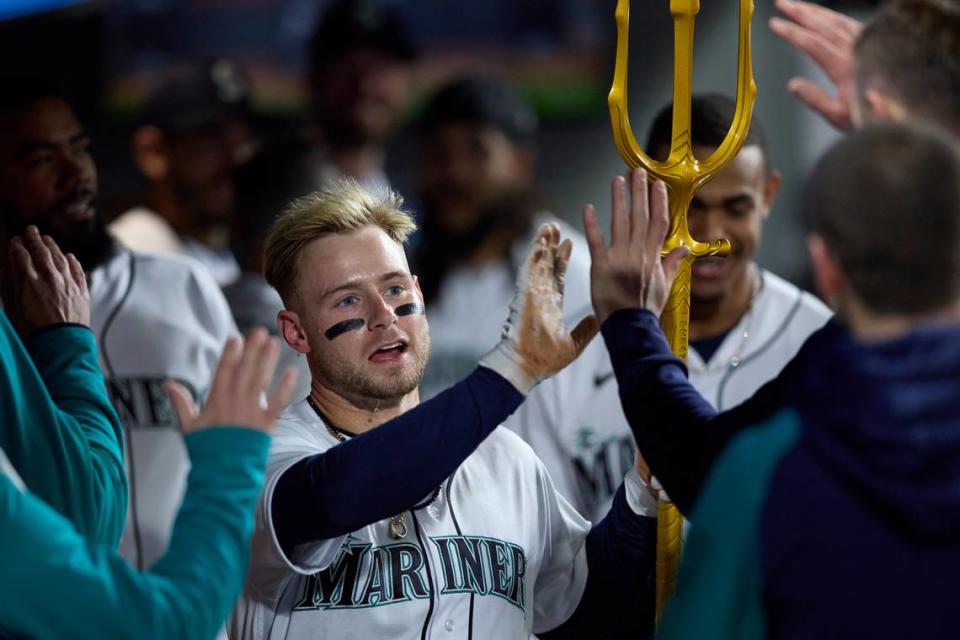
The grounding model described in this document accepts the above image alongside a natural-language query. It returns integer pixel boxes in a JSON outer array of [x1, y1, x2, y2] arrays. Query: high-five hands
[[480, 223, 599, 394], [769, 0, 863, 131], [582, 169, 689, 324], [164, 328, 297, 435]]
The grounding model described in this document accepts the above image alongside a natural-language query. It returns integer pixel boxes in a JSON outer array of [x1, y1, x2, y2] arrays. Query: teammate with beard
[[231, 180, 660, 640], [412, 76, 593, 400], [110, 59, 256, 285], [554, 95, 831, 522], [0, 78, 239, 573], [301, 0, 416, 191]]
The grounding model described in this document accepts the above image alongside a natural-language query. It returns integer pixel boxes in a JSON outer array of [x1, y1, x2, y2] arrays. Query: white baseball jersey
[[231, 401, 595, 640], [89, 248, 237, 568], [110, 206, 241, 285], [520, 269, 832, 521]]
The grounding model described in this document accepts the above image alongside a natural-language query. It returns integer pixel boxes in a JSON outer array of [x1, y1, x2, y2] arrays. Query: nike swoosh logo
[[593, 371, 615, 388]]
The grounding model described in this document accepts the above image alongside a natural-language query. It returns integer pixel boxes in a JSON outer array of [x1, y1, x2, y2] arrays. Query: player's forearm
[[600, 309, 725, 511], [0, 427, 268, 640], [540, 483, 657, 638], [602, 308, 803, 514], [1, 317, 127, 544], [272, 366, 523, 549]]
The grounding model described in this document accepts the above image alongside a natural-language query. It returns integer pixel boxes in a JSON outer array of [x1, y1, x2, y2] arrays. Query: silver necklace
[[689, 268, 764, 375], [305, 395, 441, 539]]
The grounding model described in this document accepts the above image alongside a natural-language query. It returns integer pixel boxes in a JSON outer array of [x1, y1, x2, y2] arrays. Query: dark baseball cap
[[309, 0, 418, 69], [139, 58, 251, 133], [418, 76, 539, 145]]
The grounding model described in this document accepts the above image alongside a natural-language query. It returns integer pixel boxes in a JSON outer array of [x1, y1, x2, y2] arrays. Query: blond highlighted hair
[[264, 179, 417, 305]]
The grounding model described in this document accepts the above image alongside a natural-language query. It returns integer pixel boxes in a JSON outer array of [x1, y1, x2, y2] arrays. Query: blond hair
[[264, 179, 417, 305]]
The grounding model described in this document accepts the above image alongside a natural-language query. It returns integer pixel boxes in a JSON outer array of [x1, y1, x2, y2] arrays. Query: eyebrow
[[320, 270, 412, 301], [16, 133, 89, 159]]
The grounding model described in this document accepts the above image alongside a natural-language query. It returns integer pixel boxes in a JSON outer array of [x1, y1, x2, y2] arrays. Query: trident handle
[[607, 0, 756, 623]]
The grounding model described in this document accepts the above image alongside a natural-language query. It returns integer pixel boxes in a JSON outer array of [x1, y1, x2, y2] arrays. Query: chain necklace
[[688, 268, 764, 375], [305, 395, 441, 539]]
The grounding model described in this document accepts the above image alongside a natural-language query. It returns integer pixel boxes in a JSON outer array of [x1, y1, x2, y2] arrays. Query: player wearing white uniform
[[110, 59, 255, 286], [231, 181, 660, 640], [409, 78, 608, 518], [0, 83, 238, 571], [511, 95, 831, 522]]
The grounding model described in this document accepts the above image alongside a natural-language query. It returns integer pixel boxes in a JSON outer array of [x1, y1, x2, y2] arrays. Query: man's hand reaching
[[770, 0, 863, 131], [479, 223, 599, 394], [582, 169, 689, 325]]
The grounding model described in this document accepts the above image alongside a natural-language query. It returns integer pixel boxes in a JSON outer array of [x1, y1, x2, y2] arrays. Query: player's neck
[[308, 381, 419, 435], [689, 266, 758, 341]]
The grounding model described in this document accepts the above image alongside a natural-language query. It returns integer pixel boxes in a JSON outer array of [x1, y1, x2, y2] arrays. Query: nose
[[56, 151, 90, 194], [689, 208, 725, 243], [368, 294, 398, 331]]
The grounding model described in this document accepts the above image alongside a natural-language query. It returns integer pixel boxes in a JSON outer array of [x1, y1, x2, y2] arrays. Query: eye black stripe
[[395, 303, 424, 317], [324, 318, 365, 340]]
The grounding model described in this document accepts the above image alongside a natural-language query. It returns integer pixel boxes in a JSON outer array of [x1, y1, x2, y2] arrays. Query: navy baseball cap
[[139, 58, 251, 133], [308, 0, 418, 69], [418, 76, 539, 145]]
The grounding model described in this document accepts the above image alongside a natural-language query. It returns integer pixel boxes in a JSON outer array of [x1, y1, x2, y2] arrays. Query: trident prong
[[607, 0, 756, 621], [608, 0, 756, 260]]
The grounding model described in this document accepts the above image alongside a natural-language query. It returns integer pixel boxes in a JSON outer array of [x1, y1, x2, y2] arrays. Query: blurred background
[[0, 0, 881, 285]]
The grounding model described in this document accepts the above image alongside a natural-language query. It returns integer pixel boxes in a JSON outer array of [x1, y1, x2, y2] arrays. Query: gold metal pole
[[607, 0, 757, 621]]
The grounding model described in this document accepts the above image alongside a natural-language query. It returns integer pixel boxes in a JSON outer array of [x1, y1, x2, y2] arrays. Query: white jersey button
[[444, 619, 455, 632]]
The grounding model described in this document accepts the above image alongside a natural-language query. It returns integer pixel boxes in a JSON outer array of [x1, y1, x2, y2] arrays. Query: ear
[[807, 233, 844, 309], [760, 169, 782, 220], [864, 89, 909, 124], [277, 309, 311, 355], [130, 126, 170, 181]]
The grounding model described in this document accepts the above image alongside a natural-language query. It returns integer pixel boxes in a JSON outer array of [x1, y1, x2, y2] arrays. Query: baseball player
[[0, 79, 238, 572], [230, 180, 659, 640], [514, 95, 831, 521]]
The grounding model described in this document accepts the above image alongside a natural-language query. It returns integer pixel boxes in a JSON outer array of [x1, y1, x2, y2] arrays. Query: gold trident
[[607, 0, 756, 620]]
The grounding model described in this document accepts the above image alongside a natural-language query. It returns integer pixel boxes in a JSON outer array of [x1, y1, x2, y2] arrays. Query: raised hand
[[582, 169, 689, 324], [5, 225, 90, 336], [480, 223, 599, 394], [769, 0, 863, 131], [164, 327, 297, 434]]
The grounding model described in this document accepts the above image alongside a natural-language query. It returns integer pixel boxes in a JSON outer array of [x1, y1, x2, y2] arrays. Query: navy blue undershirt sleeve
[[601, 308, 800, 514], [541, 485, 657, 638], [273, 366, 524, 551]]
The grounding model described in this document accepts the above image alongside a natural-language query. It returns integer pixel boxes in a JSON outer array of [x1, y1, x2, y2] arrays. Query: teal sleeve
[[0, 312, 126, 546], [0, 427, 269, 640], [656, 411, 801, 640]]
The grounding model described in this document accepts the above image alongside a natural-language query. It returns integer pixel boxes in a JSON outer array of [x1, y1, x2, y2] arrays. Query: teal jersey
[[0, 312, 126, 544], [0, 310, 271, 638]]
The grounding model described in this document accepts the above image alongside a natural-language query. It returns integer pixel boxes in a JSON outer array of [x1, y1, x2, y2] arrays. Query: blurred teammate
[[303, 0, 416, 189], [110, 58, 255, 284]]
